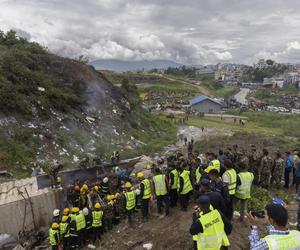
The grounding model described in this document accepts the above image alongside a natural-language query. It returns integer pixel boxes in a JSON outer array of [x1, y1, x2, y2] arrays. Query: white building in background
[[254, 59, 269, 69], [284, 72, 300, 85]]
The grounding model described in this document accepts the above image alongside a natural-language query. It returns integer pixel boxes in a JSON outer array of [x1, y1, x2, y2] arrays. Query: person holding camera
[[246, 203, 300, 250]]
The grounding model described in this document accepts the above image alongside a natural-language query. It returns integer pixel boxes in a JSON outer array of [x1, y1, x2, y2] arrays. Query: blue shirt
[[249, 225, 290, 250], [285, 155, 294, 169]]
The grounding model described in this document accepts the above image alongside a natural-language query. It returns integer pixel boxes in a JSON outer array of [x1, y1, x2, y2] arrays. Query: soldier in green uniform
[[260, 149, 273, 188], [272, 152, 284, 187]]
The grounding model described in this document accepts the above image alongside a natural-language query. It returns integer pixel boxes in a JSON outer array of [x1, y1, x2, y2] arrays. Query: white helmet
[[82, 207, 89, 216], [103, 177, 109, 183], [135, 189, 141, 195], [53, 209, 60, 217]]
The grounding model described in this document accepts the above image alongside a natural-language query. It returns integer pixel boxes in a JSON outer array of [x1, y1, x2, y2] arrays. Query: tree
[[266, 59, 274, 66]]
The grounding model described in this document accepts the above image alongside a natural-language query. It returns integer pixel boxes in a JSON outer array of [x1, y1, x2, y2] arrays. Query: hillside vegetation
[[0, 31, 177, 177]]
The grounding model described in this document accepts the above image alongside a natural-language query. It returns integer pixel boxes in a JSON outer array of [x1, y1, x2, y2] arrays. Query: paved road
[[234, 88, 251, 105]]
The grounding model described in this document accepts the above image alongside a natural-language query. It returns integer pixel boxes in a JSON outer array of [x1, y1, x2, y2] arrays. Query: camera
[[251, 210, 265, 218]]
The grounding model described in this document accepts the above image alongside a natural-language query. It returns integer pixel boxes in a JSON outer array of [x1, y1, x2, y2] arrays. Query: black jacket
[[189, 209, 232, 235]]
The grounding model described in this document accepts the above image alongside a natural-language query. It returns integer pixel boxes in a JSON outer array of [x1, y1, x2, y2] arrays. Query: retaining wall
[[0, 189, 64, 237]]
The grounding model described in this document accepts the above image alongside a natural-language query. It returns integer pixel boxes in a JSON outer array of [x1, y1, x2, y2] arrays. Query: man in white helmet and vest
[[247, 203, 300, 250], [190, 195, 232, 250]]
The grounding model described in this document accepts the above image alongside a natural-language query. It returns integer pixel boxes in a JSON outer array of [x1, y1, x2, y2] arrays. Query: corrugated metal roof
[[189, 95, 222, 106], [0, 177, 50, 205]]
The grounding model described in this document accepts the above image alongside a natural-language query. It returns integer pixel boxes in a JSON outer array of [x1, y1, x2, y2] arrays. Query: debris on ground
[[143, 243, 153, 249], [0, 234, 18, 250]]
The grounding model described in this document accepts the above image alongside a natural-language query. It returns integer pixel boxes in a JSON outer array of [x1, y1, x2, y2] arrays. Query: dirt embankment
[[97, 201, 252, 250]]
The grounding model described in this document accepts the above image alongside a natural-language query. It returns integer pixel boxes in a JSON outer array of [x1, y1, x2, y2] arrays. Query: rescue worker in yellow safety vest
[[60, 215, 70, 250], [235, 162, 254, 221], [124, 182, 136, 224], [92, 202, 103, 245], [152, 168, 170, 217], [246, 203, 300, 250], [205, 153, 221, 174], [178, 164, 193, 211], [69, 207, 86, 248], [69, 207, 79, 249], [137, 172, 151, 221], [222, 159, 237, 221], [195, 157, 203, 187], [49, 222, 60, 250], [169, 165, 179, 207], [190, 195, 232, 250]]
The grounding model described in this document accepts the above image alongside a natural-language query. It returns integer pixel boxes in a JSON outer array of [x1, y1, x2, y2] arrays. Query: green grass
[[138, 81, 199, 94], [184, 111, 300, 149], [214, 85, 240, 98], [251, 85, 300, 105], [119, 112, 178, 158]]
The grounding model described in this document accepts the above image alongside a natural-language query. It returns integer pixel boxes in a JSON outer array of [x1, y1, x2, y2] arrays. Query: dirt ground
[[96, 200, 253, 250], [92, 191, 298, 250]]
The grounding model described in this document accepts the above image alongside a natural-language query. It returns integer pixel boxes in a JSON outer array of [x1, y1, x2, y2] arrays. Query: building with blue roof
[[189, 95, 222, 113]]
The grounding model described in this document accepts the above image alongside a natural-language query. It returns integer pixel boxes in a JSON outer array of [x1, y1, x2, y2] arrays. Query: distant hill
[[89, 59, 183, 72]]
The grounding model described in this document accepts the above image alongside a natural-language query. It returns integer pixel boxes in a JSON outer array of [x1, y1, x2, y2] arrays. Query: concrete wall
[[191, 99, 222, 113], [0, 189, 64, 237]]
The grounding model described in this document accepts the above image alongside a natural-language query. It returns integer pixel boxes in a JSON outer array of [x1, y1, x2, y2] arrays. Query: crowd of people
[[48, 145, 300, 250]]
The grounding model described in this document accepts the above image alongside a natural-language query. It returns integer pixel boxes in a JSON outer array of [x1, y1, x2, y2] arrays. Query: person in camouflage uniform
[[260, 149, 273, 188], [272, 152, 284, 187], [248, 145, 260, 185]]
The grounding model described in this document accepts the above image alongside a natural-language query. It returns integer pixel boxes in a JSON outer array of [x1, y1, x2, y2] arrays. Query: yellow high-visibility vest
[[60, 222, 70, 238], [141, 179, 151, 199], [196, 166, 202, 184], [153, 174, 167, 196], [170, 169, 179, 190], [223, 169, 237, 195], [197, 209, 230, 250], [235, 172, 254, 200], [180, 170, 193, 195], [49, 228, 59, 246], [125, 190, 136, 210], [75, 212, 86, 231], [211, 159, 220, 172], [92, 210, 103, 227], [264, 230, 300, 250]]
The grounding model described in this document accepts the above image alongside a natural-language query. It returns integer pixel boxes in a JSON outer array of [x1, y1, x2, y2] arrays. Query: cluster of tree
[[163, 66, 198, 77], [241, 60, 289, 83], [0, 30, 83, 117]]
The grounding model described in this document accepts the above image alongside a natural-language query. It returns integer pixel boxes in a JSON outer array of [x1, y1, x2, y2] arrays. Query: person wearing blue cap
[[199, 178, 228, 217], [190, 195, 232, 250]]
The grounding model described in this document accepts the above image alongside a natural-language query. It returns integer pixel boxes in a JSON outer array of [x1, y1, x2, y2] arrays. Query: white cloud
[[1, 0, 300, 64], [214, 51, 233, 61], [287, 41, 300, 51]]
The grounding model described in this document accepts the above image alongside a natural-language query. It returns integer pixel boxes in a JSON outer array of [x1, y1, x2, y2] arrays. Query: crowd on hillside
[[48, 145, 300, 250]]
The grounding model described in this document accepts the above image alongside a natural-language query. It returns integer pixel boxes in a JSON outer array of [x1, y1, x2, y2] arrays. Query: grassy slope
[[173, 111, 300, 149], [251, 85, 300, 105]]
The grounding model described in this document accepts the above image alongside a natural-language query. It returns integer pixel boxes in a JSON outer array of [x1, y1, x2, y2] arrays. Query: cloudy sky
[[1, 0, 300, 65]]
